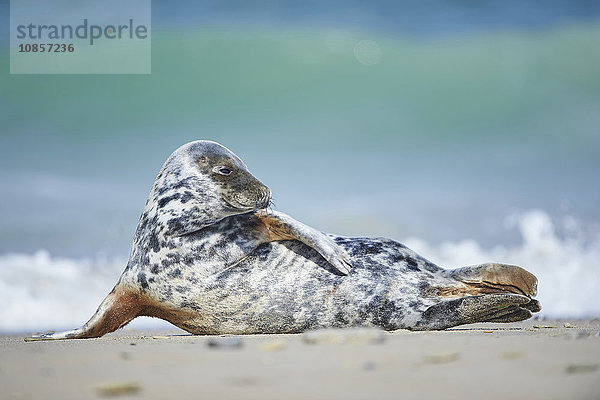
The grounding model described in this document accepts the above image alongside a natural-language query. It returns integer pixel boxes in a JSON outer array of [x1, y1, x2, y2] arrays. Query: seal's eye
[[213, 166, 233, 176]]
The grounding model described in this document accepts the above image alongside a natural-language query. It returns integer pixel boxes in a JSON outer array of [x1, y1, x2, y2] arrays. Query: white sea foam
[[1, 210, 598, 333], [0, 251, 121, 332]]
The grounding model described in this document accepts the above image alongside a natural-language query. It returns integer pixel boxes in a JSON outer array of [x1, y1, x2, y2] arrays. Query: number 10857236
[[18, 43, 75, 52]]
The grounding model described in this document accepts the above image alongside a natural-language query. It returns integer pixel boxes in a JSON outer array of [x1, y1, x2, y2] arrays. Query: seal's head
[[148, 140, 271, 236]]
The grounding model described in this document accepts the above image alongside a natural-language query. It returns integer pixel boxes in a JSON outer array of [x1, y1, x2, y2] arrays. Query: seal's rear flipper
[[444, 263, 538, 297], [25, 287, 142, 341], [414, 293, 540, 330]]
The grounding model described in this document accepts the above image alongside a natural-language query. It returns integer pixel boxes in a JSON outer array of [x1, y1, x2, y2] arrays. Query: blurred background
[[1, 0, 599, 332]]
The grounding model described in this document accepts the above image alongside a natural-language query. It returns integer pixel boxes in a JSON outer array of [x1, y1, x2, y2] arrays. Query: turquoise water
[[2, 24, 599, 253], [1, 23, 599, 326]]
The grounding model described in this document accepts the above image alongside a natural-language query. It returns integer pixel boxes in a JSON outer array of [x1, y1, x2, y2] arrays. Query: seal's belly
[[162, 239, 442, 334], [165, 242, 339, 334]]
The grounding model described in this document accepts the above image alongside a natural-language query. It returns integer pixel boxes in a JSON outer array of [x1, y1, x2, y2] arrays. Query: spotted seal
[[28, 140, 540, 340]]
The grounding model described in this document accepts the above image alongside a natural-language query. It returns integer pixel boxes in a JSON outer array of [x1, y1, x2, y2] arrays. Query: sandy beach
[[2, 318, 598, 400]]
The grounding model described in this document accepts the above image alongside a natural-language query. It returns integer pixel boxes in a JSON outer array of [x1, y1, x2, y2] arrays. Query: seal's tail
[[24, 285, 142, 341]]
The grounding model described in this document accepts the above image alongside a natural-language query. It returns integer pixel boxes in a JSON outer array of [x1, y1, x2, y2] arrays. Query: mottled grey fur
[[28, 140, 540, 340]]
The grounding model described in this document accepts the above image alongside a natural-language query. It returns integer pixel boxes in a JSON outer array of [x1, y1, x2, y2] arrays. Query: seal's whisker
[[265, 203, 276, 215]]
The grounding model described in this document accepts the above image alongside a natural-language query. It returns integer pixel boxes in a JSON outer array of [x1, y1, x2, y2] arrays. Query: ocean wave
[[0, 252, 127, 333], [1, 209, 598, 333]]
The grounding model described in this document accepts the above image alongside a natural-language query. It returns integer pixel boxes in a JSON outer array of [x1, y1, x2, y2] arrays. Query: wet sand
[[2, 319, 599, 400]]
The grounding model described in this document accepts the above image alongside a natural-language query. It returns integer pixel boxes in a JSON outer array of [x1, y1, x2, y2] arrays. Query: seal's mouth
[[223, 187, 272, 212]]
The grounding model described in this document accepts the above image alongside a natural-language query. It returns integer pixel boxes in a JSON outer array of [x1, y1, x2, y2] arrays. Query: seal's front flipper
[[415, 293, 538, 330], [25, 286, 142, 341], [258, 210, 352, 275]]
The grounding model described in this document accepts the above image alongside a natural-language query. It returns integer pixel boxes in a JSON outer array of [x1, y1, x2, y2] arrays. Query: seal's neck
[[144, 171, 224, 237], [125, 171, 225, 270]]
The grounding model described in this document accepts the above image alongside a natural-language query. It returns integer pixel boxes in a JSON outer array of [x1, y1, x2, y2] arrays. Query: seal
[[27, 140, 540, 340]]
